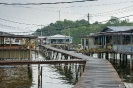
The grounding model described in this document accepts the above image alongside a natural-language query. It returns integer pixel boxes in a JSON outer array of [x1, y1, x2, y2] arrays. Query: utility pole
[[69, 28, 70, 44], [88, 13, 90, 25], [49, 26, 51, 45], [41, 25, 42, 45], [59, 10, 60, 21], [87, 13, 90, 49]]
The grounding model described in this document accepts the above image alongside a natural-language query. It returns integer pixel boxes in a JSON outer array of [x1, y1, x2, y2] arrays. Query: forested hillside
[[34, 16, 133, 44]]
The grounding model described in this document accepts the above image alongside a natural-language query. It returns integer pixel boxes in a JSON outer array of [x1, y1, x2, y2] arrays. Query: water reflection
[[110, 58, 133, 83], [0, 51, 85, 88], [0, 65, 32, 88], [38, 51, 85, 87]]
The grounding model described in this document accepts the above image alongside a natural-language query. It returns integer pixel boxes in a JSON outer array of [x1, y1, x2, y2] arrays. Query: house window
[[82, 39, 84, 45], [5, 40, 9, 42], [15, 40, 19, 42], [86, 39, 88, 46]]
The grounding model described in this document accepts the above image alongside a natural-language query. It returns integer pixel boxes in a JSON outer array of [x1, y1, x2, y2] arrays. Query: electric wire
[[0, 0, 96, 5], [3, 5, 83, 15], [0, 17, 44, 26], [90, 5, 133, 17], [1, 14, 133, 33]]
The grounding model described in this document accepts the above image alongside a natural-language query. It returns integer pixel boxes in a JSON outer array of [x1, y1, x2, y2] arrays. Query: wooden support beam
[[130, 55, 133, 70]]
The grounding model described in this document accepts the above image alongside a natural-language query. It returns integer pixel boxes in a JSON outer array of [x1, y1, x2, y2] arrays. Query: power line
[[71, 4, 133, 21], [0, 22, 38, 32], [4, 5, 83, 15], [6, 0, 133, 8], [1, 14, 133, 33], [90, 5, 133, 17], [98, 14, 133, 23], [76, 14, 88, 21], [0, 13, 46, 25], [0, 17, 44, 26], [0, 0, 97, 5]]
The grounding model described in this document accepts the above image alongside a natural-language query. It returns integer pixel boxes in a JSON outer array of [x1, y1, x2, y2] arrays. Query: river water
[[0, 51, 84, 88], [0, 52, 133, 88]]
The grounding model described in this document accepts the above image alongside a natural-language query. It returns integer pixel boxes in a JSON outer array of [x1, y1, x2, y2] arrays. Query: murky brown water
[[0, 51, 84, 88], [1, 52, 133, 88]]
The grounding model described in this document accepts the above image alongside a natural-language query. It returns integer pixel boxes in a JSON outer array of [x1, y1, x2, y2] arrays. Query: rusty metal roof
[[0, 34, 38, 38], [102, 26, 133, 32]]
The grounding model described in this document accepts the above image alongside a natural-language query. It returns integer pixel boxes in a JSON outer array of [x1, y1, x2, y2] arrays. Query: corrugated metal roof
[[47, 34, 72, 39], [0, 35, 38, 38], [102, 26, 133, 32], [50, 34, 66, 38]]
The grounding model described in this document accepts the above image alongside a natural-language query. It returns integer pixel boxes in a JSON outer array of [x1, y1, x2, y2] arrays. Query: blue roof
[[101, 26, 133, 32]]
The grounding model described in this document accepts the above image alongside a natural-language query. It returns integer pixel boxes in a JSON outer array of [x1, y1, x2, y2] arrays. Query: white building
[[37, 36, 47, 44], [46, 34, 72, 44]]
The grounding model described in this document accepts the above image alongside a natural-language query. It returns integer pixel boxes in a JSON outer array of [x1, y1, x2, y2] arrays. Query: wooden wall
[[0, 49, 31, 59]]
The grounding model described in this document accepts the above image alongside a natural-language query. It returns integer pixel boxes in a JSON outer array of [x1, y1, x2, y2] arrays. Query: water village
[[1, 1, 133, 88], [1, 25, 133, 88]]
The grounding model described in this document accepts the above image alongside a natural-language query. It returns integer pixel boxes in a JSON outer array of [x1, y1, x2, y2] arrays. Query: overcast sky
[[0, 0, 133, 34]]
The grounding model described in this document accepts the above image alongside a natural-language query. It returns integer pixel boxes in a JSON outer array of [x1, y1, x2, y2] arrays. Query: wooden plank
[[124, 82, 133, 88]]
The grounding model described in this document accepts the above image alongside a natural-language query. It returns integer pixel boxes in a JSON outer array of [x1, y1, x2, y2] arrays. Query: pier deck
[[42, 45, 125, 88]]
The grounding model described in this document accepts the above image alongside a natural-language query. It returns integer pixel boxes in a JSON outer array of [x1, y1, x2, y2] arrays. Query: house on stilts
[[0, 33, 38, 59]]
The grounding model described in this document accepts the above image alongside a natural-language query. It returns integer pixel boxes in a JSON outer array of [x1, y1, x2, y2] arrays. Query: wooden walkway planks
[[124, 82, 133, 88], [42, 45, 125, 88]]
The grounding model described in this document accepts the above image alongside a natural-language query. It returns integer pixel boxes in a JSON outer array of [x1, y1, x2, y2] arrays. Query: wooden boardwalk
[[42, 45, 125, 88]]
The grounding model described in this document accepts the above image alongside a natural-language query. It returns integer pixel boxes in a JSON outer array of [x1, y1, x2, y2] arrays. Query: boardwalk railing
[[113, 45, 133, 53]]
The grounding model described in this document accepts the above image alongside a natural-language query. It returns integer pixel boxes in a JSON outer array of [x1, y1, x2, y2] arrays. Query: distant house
[[46, 34, 72, 44], [37, 36, 47, 45], [0, 31, 22, 45], [88, 26, 133, 53], [0, 34, 37, 59], [80, 35, 89, 50]]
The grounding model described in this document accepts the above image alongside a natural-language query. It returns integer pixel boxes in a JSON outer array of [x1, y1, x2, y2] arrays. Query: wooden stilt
[[38, 64, 40, 88], [130, 55, 133, 70]]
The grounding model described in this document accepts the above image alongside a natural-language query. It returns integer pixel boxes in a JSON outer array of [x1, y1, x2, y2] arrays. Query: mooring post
[[61, 54, 64, 60], [38, 64, 40, 88], [125, 54, 127, 67], [52, 51, 55, 59], [113, 53, 115, 64], [98, 53, 101, 58], [80, 65, 84, 76], [27, 64, 32, 78], [130, 55, 133, 70], [56, 52, 58, 60], [91, 53, 93, 57], [115, 53, 117, 66], [120, 53, 122, 65], [101, 53, 103, 58], [106, 52, 108, 60], [122, 54, 124, 67], [41, 66, 42, 88]]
